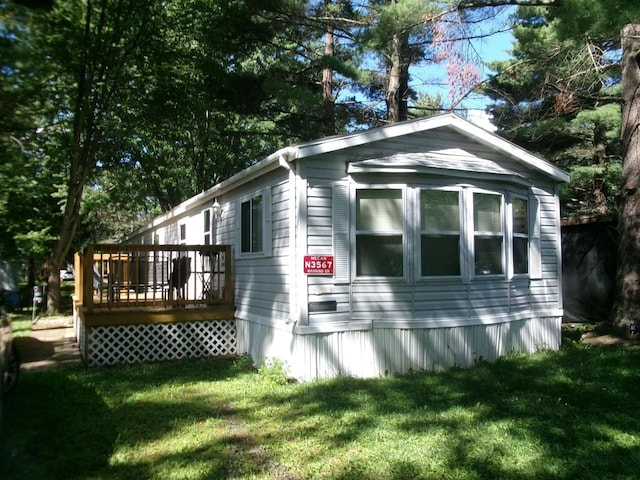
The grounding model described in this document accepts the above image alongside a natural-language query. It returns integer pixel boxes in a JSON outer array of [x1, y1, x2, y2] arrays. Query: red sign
[[303, 255, 334, 275]]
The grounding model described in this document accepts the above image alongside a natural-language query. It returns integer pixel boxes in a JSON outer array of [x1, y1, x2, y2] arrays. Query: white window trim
[[203, 208, 212, 245], [469, 188, 507, 280], [416, 186, 464, 281], [508, 193, 530, 278], [178, 221, 187, 245], [235, 187, 272, 258], [338, 182, 539, 284], [351, 183, 408, 282]]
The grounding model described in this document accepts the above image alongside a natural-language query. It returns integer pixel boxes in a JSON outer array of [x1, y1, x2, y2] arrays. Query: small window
[[420, 189, 461, 276], [241, 195, 263, 253], [512, 197, 529, 274], [473, 192, 504, 275], [179, 223, 186, 243], [355, 189, 403, 277], [204, 209, 211, 245]]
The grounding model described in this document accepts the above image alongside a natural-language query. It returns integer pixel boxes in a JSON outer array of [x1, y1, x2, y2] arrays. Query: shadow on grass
[[1, 368, 118, 479], [248, 345, 640, 479], [2, 348, 640, 479], [0, 359, 258, 480]]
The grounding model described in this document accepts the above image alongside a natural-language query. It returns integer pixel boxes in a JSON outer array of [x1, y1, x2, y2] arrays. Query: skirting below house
[[78, 319, 237, 366], [237, 316, 562, 381]]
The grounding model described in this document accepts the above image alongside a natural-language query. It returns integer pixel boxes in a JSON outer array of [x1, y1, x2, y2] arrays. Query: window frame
[[471, 190, 506, 278], [353, 185, 407, 280], [418, 187, 463, 279], [340, 182, 538, 284], [236, 188, 272, 258], [179, 222, 187, 244], [510, 194, 530, 276], [203, 208, 212, 245]]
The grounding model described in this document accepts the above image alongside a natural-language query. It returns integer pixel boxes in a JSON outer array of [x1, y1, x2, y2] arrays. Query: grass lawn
[[2, 339, 640, 479]]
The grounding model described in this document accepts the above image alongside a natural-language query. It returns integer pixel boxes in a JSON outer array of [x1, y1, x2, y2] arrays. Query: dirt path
[[16, 315, 82, 371]]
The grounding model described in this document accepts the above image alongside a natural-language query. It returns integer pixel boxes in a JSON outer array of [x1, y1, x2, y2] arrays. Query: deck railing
[[75, 244, 233, 312]]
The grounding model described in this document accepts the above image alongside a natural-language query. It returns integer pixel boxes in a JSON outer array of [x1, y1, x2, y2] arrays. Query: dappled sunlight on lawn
[[2, 348, 640, 479]]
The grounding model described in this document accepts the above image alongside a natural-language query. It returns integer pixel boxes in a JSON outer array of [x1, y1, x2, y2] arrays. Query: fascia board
[[294, 114, 460, 159]]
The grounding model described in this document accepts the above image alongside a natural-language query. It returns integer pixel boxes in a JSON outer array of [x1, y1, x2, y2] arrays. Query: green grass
[[2, 343, 640, 480]]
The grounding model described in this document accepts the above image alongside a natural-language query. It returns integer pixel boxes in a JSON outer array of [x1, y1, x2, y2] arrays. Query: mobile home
[[126, 113, 569, 380]]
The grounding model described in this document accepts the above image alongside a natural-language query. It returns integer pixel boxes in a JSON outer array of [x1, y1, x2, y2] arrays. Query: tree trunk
[[46, 159, 89, 314], [385, 30, 410, 123], [385, 0, 410, 124], [611, 24, 640, 332], [321, 0, 335, 137]]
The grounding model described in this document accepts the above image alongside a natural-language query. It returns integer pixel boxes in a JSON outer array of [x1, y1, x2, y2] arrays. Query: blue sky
[[409, 6, 516, 130]]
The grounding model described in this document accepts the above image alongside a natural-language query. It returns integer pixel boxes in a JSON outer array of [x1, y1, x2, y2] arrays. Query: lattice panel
[[86, 320, 237, 366]]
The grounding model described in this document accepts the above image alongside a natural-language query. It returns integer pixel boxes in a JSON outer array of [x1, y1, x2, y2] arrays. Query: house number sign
[[303, 255, 334, 275]]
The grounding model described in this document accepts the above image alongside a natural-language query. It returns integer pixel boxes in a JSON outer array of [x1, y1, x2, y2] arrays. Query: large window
[[473, 192, 504, 275], [347, 185, 534, 281], [241, 195, 263, 253], [512, 197, 529, 274], [420, 189, 461, 276], [356, 189, 403, 277]]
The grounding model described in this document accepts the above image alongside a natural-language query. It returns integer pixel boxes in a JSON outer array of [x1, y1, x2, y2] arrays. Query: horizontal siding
[[351, 283, 413, 320], [413, 284, 469, 319], [232, 178, 292, 323]]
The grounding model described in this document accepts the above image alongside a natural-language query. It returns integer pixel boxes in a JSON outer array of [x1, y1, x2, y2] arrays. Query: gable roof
[[290, 113, 568, 182], [131, 114, 568, 234], [208, 113, 570, 199]]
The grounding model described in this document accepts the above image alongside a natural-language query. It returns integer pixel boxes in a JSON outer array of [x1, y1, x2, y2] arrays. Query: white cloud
[[468, 110, 497, 132]]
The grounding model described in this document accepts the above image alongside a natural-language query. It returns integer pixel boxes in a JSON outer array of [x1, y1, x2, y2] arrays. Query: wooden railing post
[[84, 245, 95, 313], [224, 245, 234, 306]]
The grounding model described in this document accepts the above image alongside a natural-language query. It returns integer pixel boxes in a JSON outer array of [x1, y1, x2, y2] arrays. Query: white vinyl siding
[[319, 180, 561, 329], [233, 181, 288, 324]]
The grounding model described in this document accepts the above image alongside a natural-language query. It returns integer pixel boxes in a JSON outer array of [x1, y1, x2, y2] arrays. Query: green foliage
[[484, 4, 624, 218], [560, 162, 622, 216], [550, 0, 640, 42], [257, 357, 290, 386]]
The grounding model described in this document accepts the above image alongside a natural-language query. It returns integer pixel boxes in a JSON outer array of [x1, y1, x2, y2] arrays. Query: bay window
[[350, 185, 534, 281]]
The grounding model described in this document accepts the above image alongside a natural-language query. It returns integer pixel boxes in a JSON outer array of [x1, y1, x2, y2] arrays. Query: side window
[[203, 209, 211, 245], [420, 189, 461, 276], [473, 192, 504, 276], [355, 188, 403, 277], [512, 197, 529, 275], [240, 194, 263, 253], [179, 223, 187, 244]]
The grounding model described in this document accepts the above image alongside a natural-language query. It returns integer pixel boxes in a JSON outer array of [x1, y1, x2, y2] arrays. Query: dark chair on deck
[[169, 256, 191, 302]]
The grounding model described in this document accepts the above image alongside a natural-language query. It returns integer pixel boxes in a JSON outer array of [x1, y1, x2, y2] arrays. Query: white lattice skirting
[[85, 320, 237, 366]]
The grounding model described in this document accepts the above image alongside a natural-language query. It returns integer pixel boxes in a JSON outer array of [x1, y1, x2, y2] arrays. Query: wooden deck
[[72, 244, 237, 366], [74, 244, 234, 326]]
